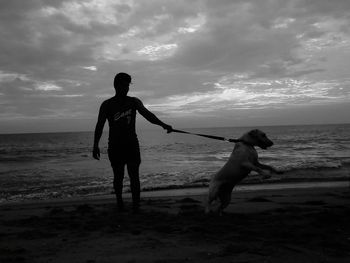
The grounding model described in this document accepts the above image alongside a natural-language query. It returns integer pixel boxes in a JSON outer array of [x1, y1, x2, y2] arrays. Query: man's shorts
[[108, 139, 141, 166]]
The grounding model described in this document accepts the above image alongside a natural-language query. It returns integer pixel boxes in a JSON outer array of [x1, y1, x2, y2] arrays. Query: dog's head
[[240, 129, 273, 149]]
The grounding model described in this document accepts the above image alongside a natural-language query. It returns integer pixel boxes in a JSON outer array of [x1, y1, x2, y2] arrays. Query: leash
[[171, 129, 241, 143]]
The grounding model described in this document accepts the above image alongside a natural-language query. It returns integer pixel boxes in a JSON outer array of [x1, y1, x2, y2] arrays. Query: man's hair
[[114, 72, 131, 89]]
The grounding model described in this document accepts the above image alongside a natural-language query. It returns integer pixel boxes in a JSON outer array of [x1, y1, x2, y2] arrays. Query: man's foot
[[115, 195, 124, 210], [116, 201, 125, 212], [132, 203, 140, 213]]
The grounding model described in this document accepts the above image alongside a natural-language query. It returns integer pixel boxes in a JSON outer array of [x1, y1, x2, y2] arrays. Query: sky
[[0, 0, 349, 133]]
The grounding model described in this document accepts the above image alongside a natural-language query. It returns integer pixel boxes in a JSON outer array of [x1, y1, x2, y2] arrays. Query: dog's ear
[[248, 129, 259, 138]]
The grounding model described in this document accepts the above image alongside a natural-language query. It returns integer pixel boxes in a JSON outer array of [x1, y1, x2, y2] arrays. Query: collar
[[241, 140, 255, 148]]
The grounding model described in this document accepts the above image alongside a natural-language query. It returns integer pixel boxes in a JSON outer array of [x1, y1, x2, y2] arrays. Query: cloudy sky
[[0, 0, 349, 133]]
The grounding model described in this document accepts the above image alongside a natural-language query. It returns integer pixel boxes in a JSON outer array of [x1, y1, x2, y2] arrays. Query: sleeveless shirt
[[102, 96, 138, 148]]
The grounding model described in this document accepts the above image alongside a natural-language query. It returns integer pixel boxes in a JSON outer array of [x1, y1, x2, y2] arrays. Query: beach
[[1, 185, 350, 263]]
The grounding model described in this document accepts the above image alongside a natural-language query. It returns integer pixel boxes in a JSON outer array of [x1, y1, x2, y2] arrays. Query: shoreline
[[1, 180, 348, 208]]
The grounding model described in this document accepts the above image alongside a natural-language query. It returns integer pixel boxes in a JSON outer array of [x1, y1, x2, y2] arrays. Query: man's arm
[[93, 102, 107, 160], [135, 98, 172, 132]]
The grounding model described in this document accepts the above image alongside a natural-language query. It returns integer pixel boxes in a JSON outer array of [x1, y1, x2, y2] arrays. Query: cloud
[[146, 76, 350, 117], [137, 44, 178, 60], [82, 66, 98, 71], [1, 0, 350, 132], [35, 83, 63, 91]]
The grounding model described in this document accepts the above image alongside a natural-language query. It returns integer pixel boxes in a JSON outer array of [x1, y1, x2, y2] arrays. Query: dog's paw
[[262, 174, 272, 180], [260, 170, 271, 179]]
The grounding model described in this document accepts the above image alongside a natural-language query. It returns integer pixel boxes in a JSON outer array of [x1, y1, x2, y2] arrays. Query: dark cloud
[[170, 1, 303, 74], [0, 2, 97, 78], [294, 0, 350, 17]]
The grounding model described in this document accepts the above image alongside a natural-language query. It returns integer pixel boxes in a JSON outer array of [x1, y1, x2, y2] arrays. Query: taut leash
[[171, 129, 241, 143]]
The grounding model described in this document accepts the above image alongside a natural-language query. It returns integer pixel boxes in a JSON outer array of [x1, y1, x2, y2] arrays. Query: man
[[93, 72, 172, 211]]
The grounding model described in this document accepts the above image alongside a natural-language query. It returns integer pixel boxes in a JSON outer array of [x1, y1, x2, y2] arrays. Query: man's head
[[114, 72, 132, 97]]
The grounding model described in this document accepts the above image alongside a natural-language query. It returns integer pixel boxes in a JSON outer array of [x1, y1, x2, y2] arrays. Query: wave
[[141, 165, 350, 192], [142, 178, 350, 193], [1, 165, 348, 203]]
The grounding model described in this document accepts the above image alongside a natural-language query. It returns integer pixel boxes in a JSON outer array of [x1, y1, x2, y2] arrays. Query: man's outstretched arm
[[135, 98, 172, 132], [93, 103, 107, 160]]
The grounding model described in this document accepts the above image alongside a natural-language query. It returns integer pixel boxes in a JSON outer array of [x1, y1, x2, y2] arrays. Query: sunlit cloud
[[28, 94, 84, 98], [82, 66, 98, 71], [40, 0, 124, 26], [137, 44, 178, 60], [178, 13, 206, 33], [35, 83, 63, 91], [272, 18, 296, 29], [0, 71, 29, 82], [147, 77, 350, 115]]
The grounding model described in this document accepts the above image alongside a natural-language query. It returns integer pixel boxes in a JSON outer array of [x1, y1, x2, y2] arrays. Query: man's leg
[[127, 162, 141, 210], [111, 164, 125, 210]]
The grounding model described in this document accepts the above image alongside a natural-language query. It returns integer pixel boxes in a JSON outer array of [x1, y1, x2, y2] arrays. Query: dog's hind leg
[[217, 187, 233, 214], [206, 185, 221, 214], [206, 198, 221, 214]]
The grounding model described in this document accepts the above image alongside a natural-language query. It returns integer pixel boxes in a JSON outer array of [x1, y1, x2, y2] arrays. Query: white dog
[[207, 129, 282, 214]]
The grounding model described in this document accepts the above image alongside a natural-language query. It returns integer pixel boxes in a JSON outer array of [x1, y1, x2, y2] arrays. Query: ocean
[[0, 124, 349, 203]]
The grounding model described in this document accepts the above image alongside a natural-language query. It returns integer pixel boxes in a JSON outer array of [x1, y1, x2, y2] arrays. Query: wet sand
[[1, 185, 350, 263]]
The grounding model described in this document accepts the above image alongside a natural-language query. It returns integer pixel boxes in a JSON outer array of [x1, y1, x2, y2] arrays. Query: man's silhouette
[[93, 72, 172, 211]]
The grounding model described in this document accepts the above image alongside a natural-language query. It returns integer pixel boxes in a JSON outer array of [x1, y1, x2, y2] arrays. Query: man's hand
[[163, 124, 173, 133], [93, 146, 100, 160]]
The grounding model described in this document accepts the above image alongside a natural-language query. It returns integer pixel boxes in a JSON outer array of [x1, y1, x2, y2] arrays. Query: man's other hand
[[93, 147, 100, 160], [163, 124, 173, 133]]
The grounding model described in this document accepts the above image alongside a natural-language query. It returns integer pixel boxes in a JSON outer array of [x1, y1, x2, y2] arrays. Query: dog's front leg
[[242, 162, 271, 178], [256, 161, 283, 174]]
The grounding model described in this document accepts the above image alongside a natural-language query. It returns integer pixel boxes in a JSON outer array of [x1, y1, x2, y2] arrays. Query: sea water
[[0, 124, 349, 203]]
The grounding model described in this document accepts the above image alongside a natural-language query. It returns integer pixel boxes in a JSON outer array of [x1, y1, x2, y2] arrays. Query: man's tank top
[[104, 96, 138, 147]]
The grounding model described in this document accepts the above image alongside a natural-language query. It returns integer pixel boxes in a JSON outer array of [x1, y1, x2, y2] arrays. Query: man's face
[[116, 81, 130, 97]]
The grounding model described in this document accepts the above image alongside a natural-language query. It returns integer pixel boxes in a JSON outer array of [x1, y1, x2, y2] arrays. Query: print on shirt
[[113, 109, 132, 124]]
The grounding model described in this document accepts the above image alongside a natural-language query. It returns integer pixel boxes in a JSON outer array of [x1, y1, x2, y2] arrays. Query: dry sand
[[1, 185, 350, 263]]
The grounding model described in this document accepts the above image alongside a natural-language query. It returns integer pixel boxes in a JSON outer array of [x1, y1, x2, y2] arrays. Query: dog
[[206, 129, 282, 214]]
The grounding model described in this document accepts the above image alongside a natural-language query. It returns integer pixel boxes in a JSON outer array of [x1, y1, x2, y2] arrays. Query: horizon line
[[0, 122, 349, 136]]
